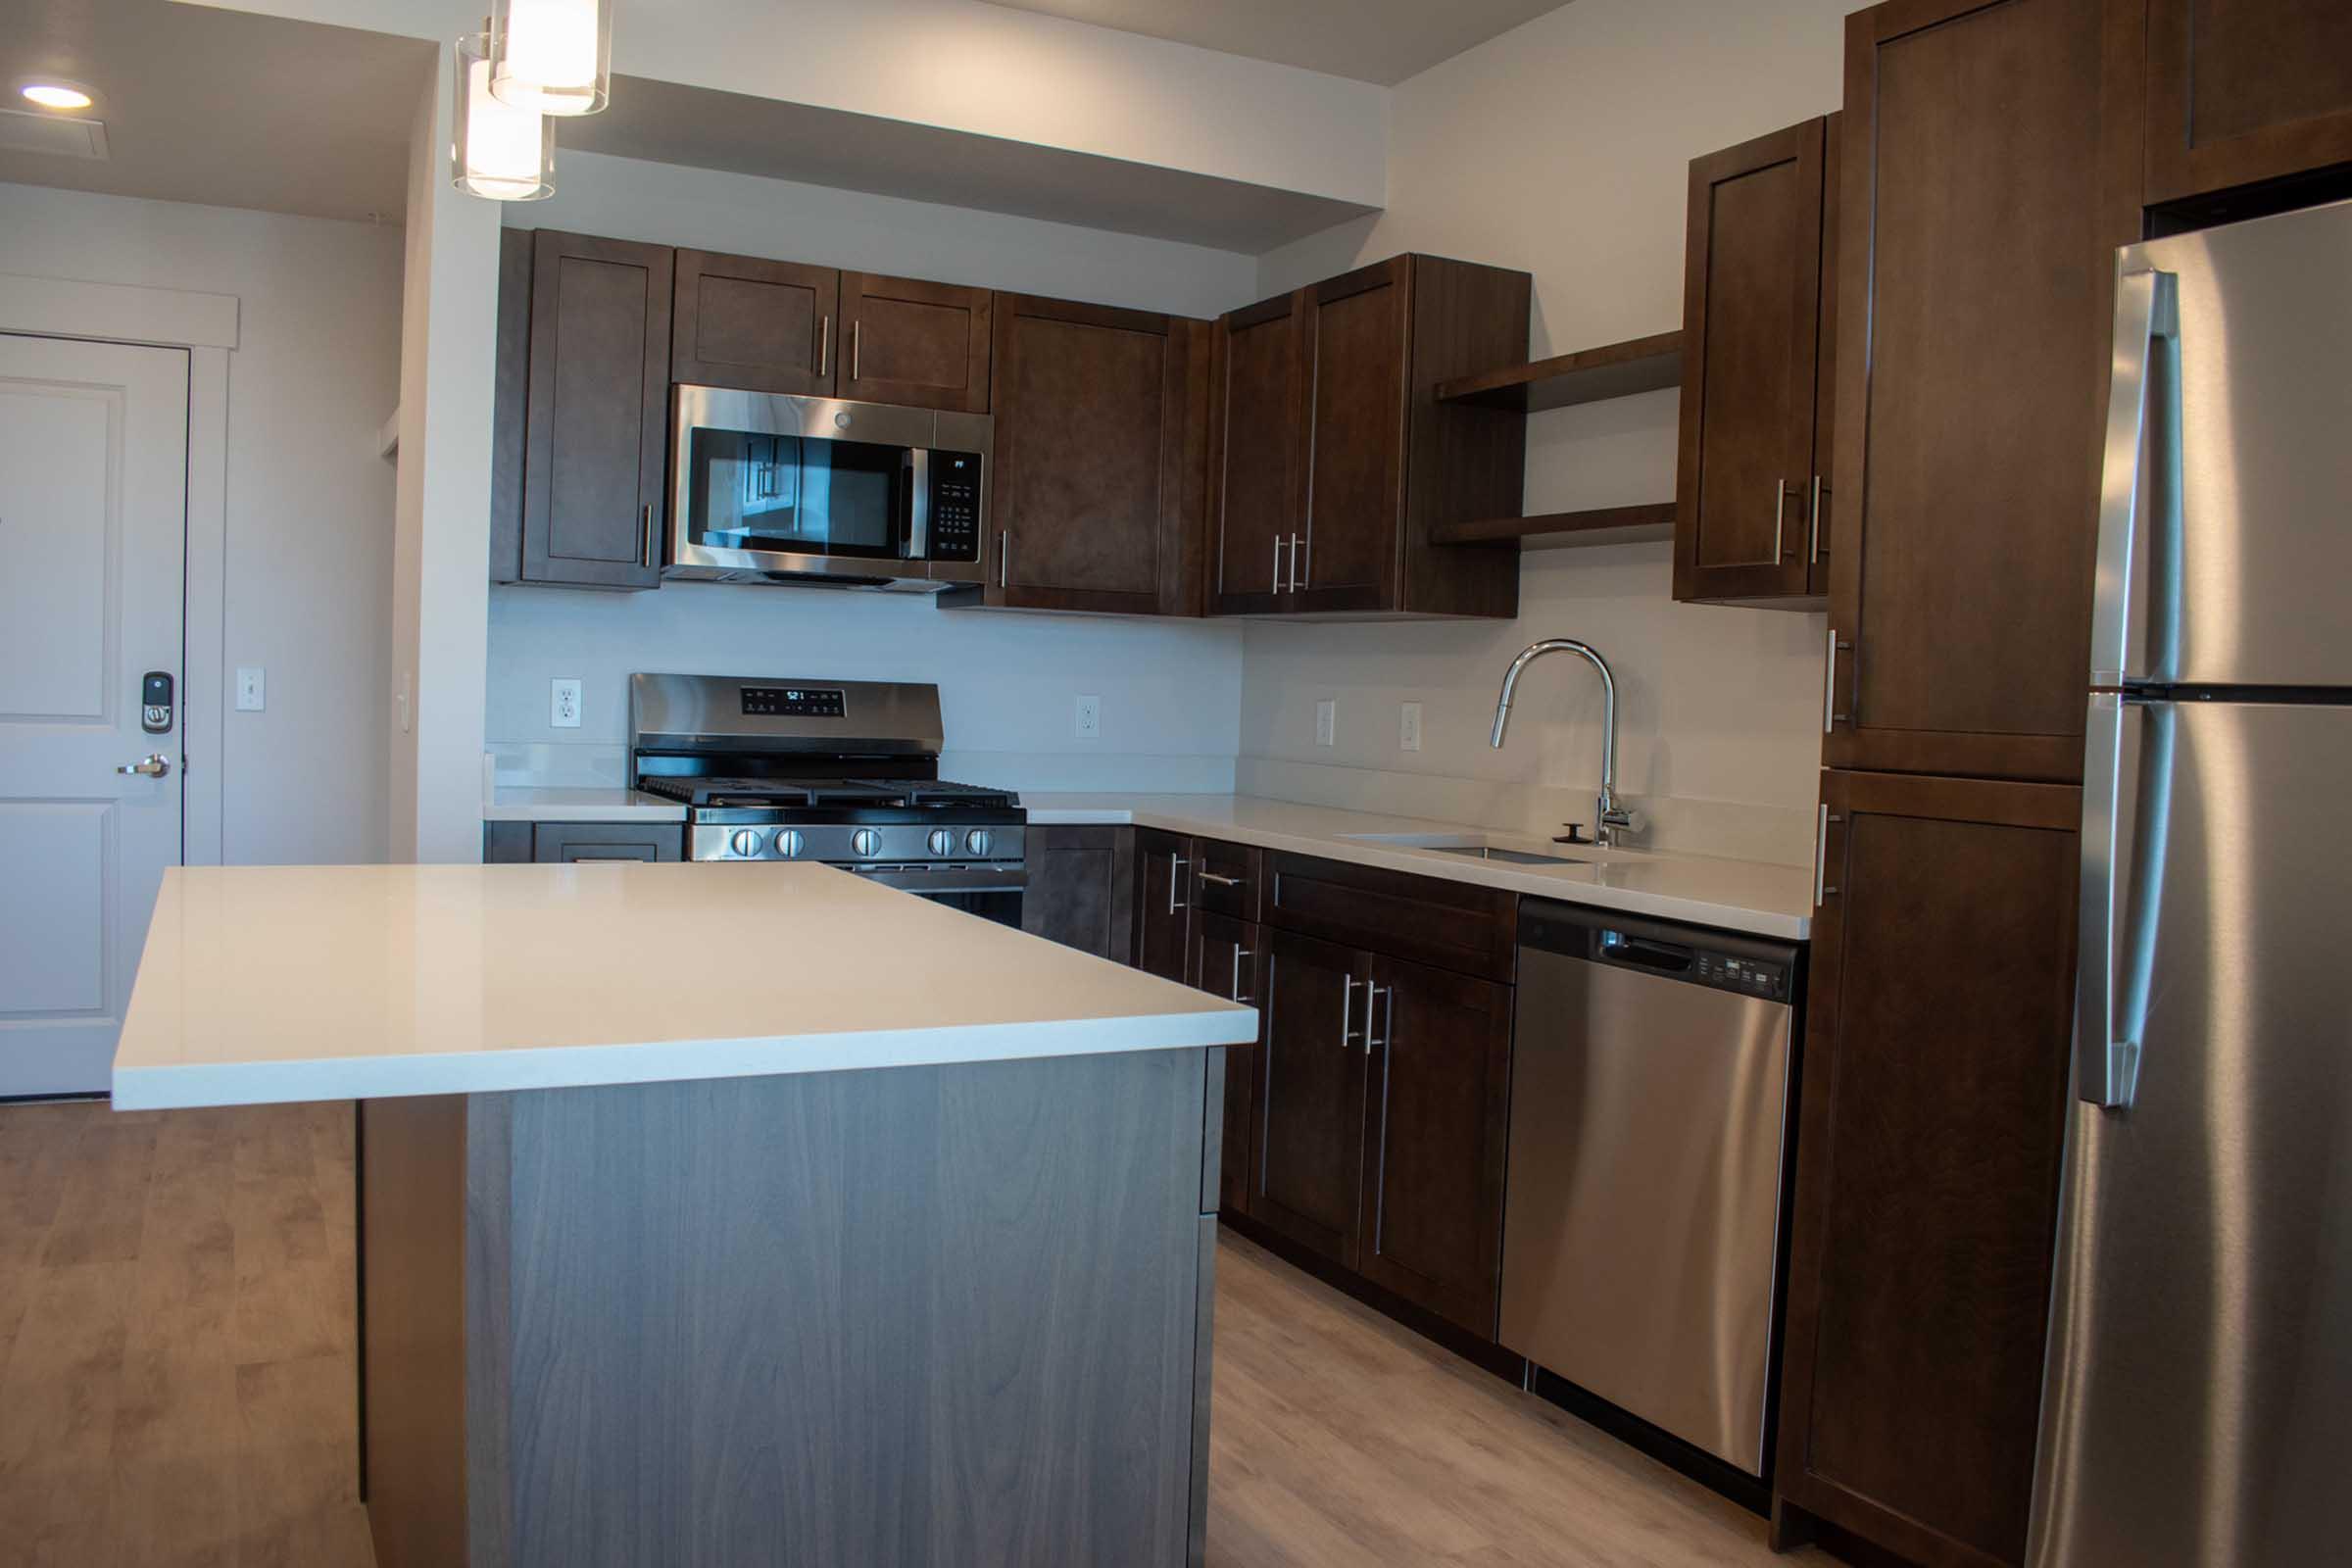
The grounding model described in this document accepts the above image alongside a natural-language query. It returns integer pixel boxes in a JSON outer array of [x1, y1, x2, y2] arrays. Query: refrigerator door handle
[[2077, 693, 2176, 1108], [2089, 267, 2183, 688]]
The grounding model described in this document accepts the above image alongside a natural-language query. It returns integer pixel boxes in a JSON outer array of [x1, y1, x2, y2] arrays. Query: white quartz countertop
[[484, 786, 685, 822], [1022, 794, 1814, 941], [113, 863, 1255, 1110]]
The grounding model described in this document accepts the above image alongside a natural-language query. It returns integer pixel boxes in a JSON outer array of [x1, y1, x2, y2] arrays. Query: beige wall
[[0, 179, 403, 865], [1241, 0, 1860, 864]]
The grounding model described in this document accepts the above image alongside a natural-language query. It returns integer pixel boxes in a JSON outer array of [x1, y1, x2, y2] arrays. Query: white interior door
[[0, 333, 188, 1097]]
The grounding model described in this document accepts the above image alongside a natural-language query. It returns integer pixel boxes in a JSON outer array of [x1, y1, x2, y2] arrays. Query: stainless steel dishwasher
[[1497, 900, 1799, 1478]]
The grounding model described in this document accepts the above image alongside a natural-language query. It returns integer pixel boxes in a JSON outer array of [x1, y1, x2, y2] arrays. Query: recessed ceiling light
[[21, 81, 95, 112]]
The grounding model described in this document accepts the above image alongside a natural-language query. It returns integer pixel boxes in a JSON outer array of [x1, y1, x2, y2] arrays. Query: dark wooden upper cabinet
[[1825, 0, 2144, 783], [1208, 254, 1529, 618], [514, 229, 673, 590], [1354, 956, 1511, 1338], [1776, 769, 2081, 1568], [2144, 0, 2352, 206], [670, 249, 838, 396], [971, 295, 1209, 615], [1251, 928, 1371, 1268], [838, 271, 992, 413], [1206, 292, 1308, 612], [1675, 115, 1838, 608]]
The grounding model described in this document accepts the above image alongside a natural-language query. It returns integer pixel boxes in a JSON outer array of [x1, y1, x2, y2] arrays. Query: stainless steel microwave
[[664, 384, 991, 592]]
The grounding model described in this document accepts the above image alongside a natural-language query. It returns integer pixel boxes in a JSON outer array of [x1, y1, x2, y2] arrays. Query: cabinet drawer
[[1265, 853, 1516, 983], [530, 823, 684, 863], [1192, 838, 1262, 922]]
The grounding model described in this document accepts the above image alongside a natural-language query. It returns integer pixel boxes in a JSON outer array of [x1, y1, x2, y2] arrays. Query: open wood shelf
[[1435, 329, 1684, 413], [1431, 503, 1677, 551]]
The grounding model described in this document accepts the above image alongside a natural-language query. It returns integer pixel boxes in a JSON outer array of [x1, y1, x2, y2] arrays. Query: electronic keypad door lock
[[141, 671, 174, 734]]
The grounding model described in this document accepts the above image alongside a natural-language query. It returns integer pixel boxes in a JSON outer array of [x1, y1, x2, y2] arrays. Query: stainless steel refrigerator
[[2028, 198, 2352, 1567]]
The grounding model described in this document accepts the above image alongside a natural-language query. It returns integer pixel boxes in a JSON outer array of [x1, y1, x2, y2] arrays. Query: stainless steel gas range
[[629, 673, 1025, 924]]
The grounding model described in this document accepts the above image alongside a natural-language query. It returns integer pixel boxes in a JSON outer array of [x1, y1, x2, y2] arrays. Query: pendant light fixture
[[489, 0, 612, 117], [452, 29, 554, 201]]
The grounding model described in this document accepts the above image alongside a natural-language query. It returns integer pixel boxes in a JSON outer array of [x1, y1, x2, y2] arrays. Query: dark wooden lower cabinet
[[1355, 956, 1511, 1338], [1775, 769, 2082, 1568], [1251, 928, 1371, 1268], [1134, 828, 1194, 981], [1191, 912, 1266, 1216], [482, 820, 684, 863], [1019, 824, 1135, 961]]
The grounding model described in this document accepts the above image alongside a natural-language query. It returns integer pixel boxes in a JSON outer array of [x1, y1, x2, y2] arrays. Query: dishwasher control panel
[[1525, 906, 1797, 1005], [1690, 950, 1791, 1003]]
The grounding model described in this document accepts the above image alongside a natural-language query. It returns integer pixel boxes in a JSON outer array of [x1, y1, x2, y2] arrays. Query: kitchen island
[[114, 862, 1256, 1568]]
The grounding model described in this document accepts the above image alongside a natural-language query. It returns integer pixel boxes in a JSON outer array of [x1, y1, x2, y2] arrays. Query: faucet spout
[[1489, 638, 1642, 847]]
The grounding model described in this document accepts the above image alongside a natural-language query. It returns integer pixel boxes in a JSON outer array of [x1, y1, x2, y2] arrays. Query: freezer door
[[2092, 200, 2352, 688], [2032, 701, 2352, 1567]]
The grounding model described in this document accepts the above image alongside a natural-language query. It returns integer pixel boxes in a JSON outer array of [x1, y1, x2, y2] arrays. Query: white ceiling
[[0, 0, 429, 225], [978, 0, 1577, 84]]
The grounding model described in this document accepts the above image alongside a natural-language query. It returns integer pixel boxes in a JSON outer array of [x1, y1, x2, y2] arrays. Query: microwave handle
[[904, 447, 931, 559]]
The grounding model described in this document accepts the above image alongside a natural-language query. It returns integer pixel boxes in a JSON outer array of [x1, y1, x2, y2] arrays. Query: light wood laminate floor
[[1, 1102, 1836, 1568]]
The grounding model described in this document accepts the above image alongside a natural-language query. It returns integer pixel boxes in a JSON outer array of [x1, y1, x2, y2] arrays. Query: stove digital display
[[741, 686, 846, 718]]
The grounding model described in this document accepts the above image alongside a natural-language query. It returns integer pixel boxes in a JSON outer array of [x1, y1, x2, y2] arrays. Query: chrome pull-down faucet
[[1490, 638, 1646, 848]]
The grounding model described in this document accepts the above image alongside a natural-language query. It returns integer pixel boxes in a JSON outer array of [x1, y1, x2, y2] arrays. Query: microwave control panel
[[927, 451, 983, 563]]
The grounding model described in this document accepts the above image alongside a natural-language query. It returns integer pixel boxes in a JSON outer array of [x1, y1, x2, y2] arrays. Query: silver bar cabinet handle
[[999, 530, 1010, 590], [851, 319, 862, 382], [640, 503, 655, 568], [1814, 803, 1840, 905], [816, 315, 831, 378], [1291, 533, 1307, 593], [1341, 975, 1361, 1050], [1365, 984, 1391, 1051], [1167, 855, 1188, 913], [1808, 475, 1825, 564], [1271, 535, 1287, 594], [1773, 479, 1788, 560], [1198, 871, 1244, 888], [1232, 948, 1252, 1004], [1822, 625, 1853, 733]]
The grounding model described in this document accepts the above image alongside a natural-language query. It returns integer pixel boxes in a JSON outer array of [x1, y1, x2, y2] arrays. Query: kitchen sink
[[1427, 845, 1589, 866], [1338, 831, 1592, 866]]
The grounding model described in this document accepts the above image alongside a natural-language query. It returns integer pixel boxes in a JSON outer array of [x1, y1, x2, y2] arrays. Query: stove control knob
[[728, 828, 764, 859], [965, 828, 994, 858], [851, 828, 882, 858], [927, 828, 956, 857], [774, 829, 805, 859]]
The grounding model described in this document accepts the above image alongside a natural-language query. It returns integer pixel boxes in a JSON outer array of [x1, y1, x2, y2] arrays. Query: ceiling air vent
[[0, 109, 110, 160]]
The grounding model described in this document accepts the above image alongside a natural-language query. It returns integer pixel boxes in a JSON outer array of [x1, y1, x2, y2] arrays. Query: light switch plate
[[235, 666, 266, 711], [551, 678, 582, 729], [1315, 699, 1337, 748], [1074, 694, 1102, 740], [1399, 702, 1422, 752]]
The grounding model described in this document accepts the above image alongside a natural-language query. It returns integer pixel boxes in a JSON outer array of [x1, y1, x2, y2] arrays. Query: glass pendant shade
[[453, 32, 554, 201], [490, 0, 612, 117]]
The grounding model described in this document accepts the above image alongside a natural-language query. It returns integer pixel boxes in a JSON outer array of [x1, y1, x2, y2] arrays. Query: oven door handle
[[844, 864, 1027, 897]]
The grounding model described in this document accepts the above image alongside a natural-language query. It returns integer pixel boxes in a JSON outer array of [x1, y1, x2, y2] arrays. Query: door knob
[[117, 754, 172, 778]]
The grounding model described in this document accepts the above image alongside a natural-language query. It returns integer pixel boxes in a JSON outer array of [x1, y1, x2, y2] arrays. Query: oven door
[[669, 386, 932, 577], [848, 864, 1025, 930]]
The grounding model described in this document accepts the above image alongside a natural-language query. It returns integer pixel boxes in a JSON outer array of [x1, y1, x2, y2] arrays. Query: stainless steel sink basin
[[1336, 832, 1592, 866], [1427, 845, 1589, 866]]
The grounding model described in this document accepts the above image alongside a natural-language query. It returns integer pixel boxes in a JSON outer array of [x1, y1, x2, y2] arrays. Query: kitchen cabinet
[[1674, 115, 1839, 608], [482, 821, 685, 863], [1134, 828, 1194, 981], [964, 295, 1210, 615], [508, 229, 673, 591], [2143, 0, 2352, 208], [670, 248, 839, 396], [1824, 0, 2144, 781], [1251, 928, 1371, 1267], [837, 271, 993, 414], [1264, 852, 1517, 984], [1191, 912, 1266, 1216], [1207, 255, 1530, 618], [1019, 824, 1135, 961], [1775, 770, 2081, 1568], [1354, 956, 1510, 1337]]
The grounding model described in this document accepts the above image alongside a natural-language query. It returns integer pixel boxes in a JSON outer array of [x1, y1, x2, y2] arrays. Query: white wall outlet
[[1399, 701, 1422, 752], [551, 677, 583, 729], [235, 666, 266, 712], [1074, 694, 1102, 740], [1314, 698, 1337, 748]]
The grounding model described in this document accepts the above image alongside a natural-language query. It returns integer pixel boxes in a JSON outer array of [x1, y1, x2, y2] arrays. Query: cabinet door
[[1355, 956, 1510, 1338], [984, 296, 1208, 614], [1252, 929, 1371, 1267], [530, 823, 684, 862], [838, 271, 992, 414], [671, 250, 838, 396], [1134, 828, 1194, 982], [2145, 0, 2352, 206], [1207, 292, 1308, 613], [1020, 824, 1134, 961], [1825, 0, 2143, 781], [1192, 912, 1267, 1217], [1674, 118, 1831, 607], [1295, 258, 1407, 613], [522, 231, 673, 589], [1775, 769, 2081, 1568]]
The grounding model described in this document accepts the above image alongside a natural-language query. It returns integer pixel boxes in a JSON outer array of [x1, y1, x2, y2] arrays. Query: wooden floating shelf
[[1431, 503, 1678, 551], [1436, 329, 1685, 414]]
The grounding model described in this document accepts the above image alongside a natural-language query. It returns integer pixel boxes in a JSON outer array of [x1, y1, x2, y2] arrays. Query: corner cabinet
[[1674, 115, 1839, 608], [955, 295, 1210, 615], [491, 228, 673, 591], [2143, 0, 2352, 208], [1207, 255, 1531, 618]]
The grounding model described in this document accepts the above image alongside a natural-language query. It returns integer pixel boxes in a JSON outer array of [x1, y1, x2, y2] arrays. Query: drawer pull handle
[[1341, 975, 1363, 1051], [1168, 855, 1188, 913], [1232, 947, 1253, 1004], [1199, 871, 1245, 888]]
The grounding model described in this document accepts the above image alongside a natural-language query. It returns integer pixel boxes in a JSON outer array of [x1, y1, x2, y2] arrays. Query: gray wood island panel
[[361, 1048, 1219, 1568]]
